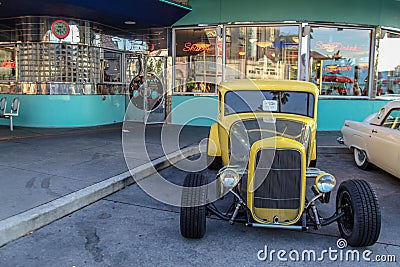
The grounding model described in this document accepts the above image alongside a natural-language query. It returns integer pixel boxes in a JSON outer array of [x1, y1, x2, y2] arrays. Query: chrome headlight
[[315, 173, 336, 193], [218, 168, 240, 188]]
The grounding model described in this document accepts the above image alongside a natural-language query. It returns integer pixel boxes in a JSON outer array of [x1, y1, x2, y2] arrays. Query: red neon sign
[[183, 42, 211, 53]]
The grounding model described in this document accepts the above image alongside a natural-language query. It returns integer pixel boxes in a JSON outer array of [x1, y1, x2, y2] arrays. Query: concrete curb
[[0, 145, 201, 247]]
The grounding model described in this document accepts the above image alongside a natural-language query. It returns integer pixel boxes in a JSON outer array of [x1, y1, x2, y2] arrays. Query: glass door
[[125, 54, 145, 122], [124, 54, 166, 123], [143, 55, 166, 124]]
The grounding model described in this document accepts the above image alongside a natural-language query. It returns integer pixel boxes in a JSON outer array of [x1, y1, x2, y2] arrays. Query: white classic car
[[338, 100, 400, 178]]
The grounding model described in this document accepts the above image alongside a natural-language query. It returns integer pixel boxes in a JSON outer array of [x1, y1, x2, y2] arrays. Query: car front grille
[[252, 148, 302, 220]]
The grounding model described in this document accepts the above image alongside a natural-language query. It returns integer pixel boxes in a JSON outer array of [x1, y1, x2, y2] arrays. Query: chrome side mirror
[[377, 108, 385, 119]]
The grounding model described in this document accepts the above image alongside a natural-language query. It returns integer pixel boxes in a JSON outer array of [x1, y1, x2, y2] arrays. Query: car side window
[[382, 109, 400, 130]]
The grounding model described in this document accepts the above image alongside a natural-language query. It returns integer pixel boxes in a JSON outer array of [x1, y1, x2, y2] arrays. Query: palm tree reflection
[[256, 91, 291, 112]]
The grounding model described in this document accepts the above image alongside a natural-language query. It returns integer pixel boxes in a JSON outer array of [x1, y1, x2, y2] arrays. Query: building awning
[[0, 0, 191, 31], [174, 0, 400, 29]]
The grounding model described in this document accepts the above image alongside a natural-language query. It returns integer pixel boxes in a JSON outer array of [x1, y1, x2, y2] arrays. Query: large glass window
[[308, 26, 372, 96], [125, 55, 142, 83], [377, 31, 400, 96], [0, 16, 168, 95], [0, 46, 16, 81], [225, 25, 300, 80], [97, 50, 124, 95], [173, 28, 222, 94], [16, 42, 100, 94], [0, 46, 16, 93], [103, 51, 122, 83]]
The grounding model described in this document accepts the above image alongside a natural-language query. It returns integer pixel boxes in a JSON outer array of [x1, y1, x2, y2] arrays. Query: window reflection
[[309, 26, 372, 96], [125, 55, 142, 83], [225, 26, 299, 80], [0, 46, 16, 81], [174, 28, 222, 94], [103, 51, 121, 83], [377, 31, 400, 96], [224, 90, 314, 117], [382, 109, 400, 129]]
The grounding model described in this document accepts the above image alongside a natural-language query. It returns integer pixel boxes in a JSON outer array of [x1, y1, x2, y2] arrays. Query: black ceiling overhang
[[0, 0, 191, 31]]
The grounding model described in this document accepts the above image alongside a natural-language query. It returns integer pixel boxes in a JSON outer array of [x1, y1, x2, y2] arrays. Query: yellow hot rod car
[[180, 80, 381, 247]]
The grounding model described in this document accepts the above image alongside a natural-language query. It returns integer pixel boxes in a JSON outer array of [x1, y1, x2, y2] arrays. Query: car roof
[[365, 100, 400, 125], [218, 79, 319, 95], [383, 100, 400, 110]]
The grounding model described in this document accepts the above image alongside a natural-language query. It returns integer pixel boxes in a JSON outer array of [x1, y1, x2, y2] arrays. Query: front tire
[[336, 179, 381, 247], [180, 173, 209, 238], [353, 148, 372, 170]]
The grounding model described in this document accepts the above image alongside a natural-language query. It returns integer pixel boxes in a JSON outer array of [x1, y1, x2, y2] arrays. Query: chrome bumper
[[336, 136, 344, 144]]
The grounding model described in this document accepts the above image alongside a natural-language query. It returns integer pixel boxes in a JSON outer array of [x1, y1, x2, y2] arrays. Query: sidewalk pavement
[[0, 123, 346, 247]]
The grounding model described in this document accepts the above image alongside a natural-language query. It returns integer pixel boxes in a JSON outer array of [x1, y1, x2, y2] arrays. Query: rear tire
[[180, 173, 209, 238], [336, 179, 381, 247], [353, 148, 372, 170]]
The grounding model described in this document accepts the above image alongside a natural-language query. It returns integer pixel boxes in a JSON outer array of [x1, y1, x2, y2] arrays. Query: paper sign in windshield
[[262, 100, 278, 111]]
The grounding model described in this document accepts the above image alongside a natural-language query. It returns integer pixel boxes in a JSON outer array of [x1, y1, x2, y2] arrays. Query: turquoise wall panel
[[11, 94, 389, 129], [317, 99, 389, 130], [0, 94, 126, 127], [171, 96, 392, 130], [171, 95, 218, 126]]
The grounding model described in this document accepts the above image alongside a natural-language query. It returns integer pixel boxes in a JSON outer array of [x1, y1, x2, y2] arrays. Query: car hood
[[228, 117, 311, 166]]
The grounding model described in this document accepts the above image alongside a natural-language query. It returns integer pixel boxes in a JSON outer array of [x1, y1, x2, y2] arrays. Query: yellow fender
[[207, 123, 221, 156], [310, 136, 317, 161]]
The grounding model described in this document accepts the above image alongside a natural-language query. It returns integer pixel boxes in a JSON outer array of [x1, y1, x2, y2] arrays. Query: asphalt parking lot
[[0, 151, 399, 266]]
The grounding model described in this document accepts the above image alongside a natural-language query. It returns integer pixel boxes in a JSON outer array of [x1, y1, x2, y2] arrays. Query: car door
[[367, 108, 400, 177]]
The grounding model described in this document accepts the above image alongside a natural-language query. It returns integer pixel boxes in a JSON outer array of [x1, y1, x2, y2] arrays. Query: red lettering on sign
[[182, 42, 211, 53], [314, 41, 362, 52], [323, 65, 352, 71]]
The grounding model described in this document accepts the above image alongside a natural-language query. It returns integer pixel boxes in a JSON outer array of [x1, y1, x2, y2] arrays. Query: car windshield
[[224, 90, 315, 118]]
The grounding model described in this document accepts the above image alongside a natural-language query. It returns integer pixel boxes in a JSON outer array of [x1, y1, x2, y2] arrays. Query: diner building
[[0, 0, 190, 127], [0, 0, 399, 130], [170, 0, 400, 130]]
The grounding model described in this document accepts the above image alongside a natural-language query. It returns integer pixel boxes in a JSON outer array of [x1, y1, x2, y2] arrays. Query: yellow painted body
[[208, 80, 319, 166], [207, 123, 221, 156], [207, 79, 319, 225]]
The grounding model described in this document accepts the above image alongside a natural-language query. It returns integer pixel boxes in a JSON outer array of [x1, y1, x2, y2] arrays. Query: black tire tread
[[180, 173, 208, 238], [337, 179, 381, 247]]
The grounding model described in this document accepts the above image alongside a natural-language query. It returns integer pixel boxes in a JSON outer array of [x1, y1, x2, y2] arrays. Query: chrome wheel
[[353, 148, 371, 170]]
